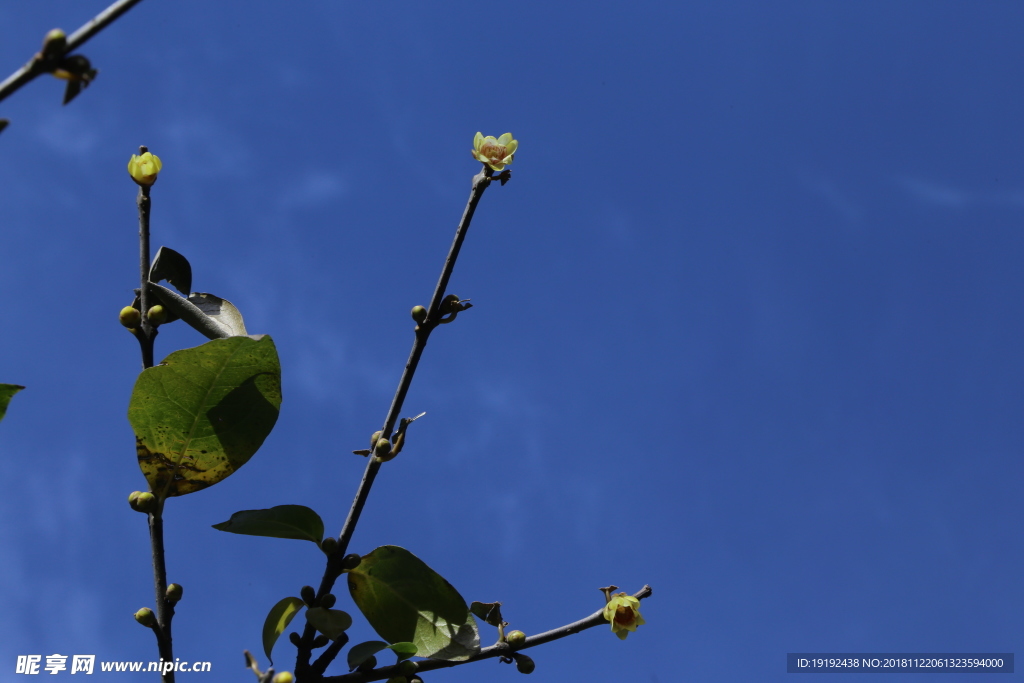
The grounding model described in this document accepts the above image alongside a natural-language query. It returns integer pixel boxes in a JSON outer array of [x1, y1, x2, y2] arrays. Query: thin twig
[[135, 148, 157, 369], [0, 0, 146, 105], [321, 586, 653, 682], [310, 635, 349, 677], [135, 144, 173, 681], [293, 166, 497, 679], [148, 506, 176, 683]]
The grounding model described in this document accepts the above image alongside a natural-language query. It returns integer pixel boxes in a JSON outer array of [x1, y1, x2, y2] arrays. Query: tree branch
[[293, 166, 500, 679], [148, 506, 176, 683], [132, 143, 173, 681], [321, 585, 653, 682], [134, 160, 158, 369], [0, 0, 146, 105]]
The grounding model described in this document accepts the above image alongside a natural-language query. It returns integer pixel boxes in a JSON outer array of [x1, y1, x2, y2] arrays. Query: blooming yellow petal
[[472, 132, 518, 171], [127, 151, 162, 186], [603, 593, 645, 639]]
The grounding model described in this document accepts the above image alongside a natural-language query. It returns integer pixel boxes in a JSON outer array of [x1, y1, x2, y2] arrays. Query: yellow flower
[[471, 132, 517, 171], [127, 152, 163, 186], [603, 592, 645, 640]]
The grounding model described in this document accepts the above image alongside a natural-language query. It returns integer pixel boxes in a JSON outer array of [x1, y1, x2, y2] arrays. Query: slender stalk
[[0, 0, 146, 105], [134, 145, 173, 681], [339, 166, 493, 555], [148, 505, 176, 683], [320, 586, 653, 682], [310, 634, 349, 677], [135, 163, 157, 369], [294, 166, 497, 680]]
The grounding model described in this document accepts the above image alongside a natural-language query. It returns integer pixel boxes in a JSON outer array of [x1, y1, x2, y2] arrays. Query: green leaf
[[0, 384, 24, 424], [470, 601, 504, 627], [128, 335, 281, 498], [348, 546, 480, 661], [263, 596, 304, 664], [347, 641, 418, 671], [149, 246, 193, 296], [305, 607, 353, 640], [187, 292, 248, 337], [347, 641, 390, 671], [212, 505, 324, 543], [390, 642, 418, 661], [147, 285, 249, 339]]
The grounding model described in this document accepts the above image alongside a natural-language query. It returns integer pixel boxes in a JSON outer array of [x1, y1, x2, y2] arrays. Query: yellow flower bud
[[119, 306, 142, 329], [602, 592, 645, 640], [134, 607, 156, 627], [506, 629, 526, 648], [513, 653, 535, 674], [147, 305, 167, 326], [471, 132, 517, 171], [127, 151, 163, 186], [165, 583, 183, 603], [41, 29, 67, 58]]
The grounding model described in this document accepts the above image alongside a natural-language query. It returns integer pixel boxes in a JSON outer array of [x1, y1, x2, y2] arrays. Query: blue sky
[[1, 2, 1022, 681]]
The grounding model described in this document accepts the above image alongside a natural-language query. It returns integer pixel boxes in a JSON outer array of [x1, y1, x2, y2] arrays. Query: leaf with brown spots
[[128, 335, 281, 499]]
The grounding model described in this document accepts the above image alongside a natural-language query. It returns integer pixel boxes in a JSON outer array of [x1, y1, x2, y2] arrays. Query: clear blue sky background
[[1, 2, 1021, 681]]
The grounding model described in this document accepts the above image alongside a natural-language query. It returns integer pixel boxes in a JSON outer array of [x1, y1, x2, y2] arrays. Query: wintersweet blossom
[[471, 132, 517, 171], [603, 592, 645, 640], [127, 152, 162, 186]]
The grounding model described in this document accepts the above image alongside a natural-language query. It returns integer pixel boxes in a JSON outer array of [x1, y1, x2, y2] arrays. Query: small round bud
[[288, 631, 302, 647], [312, 634, 330, 648], [320, 593, 336, 609], [356, 655, 376, 672], [129, 491, 157, 513], [397, 660, 418, 676], [134, 607, 156, 628], [147, 305, 167, 326], [411, 305, 427, 323], [300, 585, 316, 606], [43, 29, 67, 47], [119, 306, 142, 329], [513, 653, 535, 674], [165, 583, 183, 603], [373, 437, 391, 458], [341, 553, 362, 570], [271, 673, 294, 683], [409, 677, 424, 683], [41, 29, 67, 59], [369, 430, 382, 449], [321, 537, 339, 556], [506, 630, 526, 648]]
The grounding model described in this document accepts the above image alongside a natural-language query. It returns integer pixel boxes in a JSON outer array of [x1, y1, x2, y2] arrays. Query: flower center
[[613, 606, 635, 626], [480, 141, 506, 163]]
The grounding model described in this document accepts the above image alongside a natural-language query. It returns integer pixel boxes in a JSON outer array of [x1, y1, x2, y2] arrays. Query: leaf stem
[[293, 166, 498, 679], [320, 586, 653, 682], [0, 0, 147, 105]]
